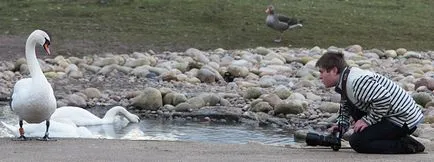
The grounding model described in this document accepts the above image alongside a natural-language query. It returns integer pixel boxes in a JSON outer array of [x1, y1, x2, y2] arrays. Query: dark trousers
[[348, 108, 423, 154]]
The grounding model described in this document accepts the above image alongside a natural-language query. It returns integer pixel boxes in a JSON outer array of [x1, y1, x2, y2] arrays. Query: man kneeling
[[315, 51, 425, 154]]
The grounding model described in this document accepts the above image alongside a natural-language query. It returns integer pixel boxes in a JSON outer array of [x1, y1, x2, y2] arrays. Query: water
[[0, 105, 295, 146], [66, 119, 295, 146], [124, 120, 294, 145]]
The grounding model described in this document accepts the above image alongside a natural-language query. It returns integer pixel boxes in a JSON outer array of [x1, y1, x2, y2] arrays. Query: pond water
[[0, 105, 295, 146], [111, 120, 294, 146]]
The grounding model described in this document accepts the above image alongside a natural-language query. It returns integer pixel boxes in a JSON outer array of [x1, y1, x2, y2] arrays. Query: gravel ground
[[0, 138, 432, 162]]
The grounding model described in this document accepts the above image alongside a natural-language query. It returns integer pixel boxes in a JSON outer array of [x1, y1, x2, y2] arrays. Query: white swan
[[1, 121, 94, 138], [51, 106, 140, 126], [1, 106, 140, 138], [10, 29, 56, 140]]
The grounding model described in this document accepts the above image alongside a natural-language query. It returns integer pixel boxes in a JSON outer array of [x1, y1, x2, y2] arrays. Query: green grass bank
[[0, 0, 433, 55]]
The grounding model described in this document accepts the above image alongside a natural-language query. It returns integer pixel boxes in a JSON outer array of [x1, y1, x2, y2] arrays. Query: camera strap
[[338, 67, 351, 139], [341, 67, 351, 103]]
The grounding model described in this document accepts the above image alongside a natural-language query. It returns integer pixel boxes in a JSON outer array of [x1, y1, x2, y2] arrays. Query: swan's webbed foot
[[37, 124, 57, 141], [12, 135, 28, 141], [37, 135, 56, 141], [13, 124, 28, 141]]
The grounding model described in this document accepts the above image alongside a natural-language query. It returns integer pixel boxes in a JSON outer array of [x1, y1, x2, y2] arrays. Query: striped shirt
[[335, 67, 423, 132]]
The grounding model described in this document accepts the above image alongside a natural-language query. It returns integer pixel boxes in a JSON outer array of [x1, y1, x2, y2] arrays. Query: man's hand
[[327, 124, 339, 133], [353, 119, 368, 132]]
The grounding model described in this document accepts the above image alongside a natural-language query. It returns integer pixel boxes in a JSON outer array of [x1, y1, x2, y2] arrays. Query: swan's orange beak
[[43, 41, 51, 55]]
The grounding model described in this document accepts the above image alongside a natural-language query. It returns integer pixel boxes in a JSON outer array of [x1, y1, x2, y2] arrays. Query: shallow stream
[[0, 105, 295, 146]]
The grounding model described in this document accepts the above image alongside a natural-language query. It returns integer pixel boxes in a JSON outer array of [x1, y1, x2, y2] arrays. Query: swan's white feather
[[1, 121, 94, 138], [1, 106, 140, 138], [51, 106, 140, 126], [11, 30, 56, 124]]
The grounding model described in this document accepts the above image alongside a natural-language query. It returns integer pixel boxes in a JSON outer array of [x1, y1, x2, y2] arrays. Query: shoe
[[401, 135, 425, 153]]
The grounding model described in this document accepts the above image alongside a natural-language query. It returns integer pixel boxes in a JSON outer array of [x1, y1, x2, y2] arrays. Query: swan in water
[[1, 106, 140, 138], [1, 121, 94, 138], [51, 106, 140, 126], [10, 29, 56, 140]]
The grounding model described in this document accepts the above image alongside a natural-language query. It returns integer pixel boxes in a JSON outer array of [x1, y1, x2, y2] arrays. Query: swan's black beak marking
[[43, 38, 51, 55]]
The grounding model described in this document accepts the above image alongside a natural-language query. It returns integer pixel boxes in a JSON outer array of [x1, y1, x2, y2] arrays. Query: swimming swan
[[10, 29, 56, 140], [1, 106, 140, 138], [51, 106, 140, 126]]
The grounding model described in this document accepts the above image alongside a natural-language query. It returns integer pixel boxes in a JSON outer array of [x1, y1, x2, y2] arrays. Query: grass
[[0, 0, 433, 55]]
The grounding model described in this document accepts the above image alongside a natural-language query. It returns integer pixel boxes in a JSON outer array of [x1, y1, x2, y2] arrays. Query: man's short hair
[[315, 51, 348, 73]]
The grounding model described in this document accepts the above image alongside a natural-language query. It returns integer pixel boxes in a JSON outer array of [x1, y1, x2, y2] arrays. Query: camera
[[305, 131, 342, 151]]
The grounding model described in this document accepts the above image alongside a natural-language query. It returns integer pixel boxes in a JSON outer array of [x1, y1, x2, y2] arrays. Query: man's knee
[[349, 133, 364, 152]]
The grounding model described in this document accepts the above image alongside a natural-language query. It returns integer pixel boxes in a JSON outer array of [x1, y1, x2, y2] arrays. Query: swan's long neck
[[103, 106, 135, 122], [25, 36, 46, 81]]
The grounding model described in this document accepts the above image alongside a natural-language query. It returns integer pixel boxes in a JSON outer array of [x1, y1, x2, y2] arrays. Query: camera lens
[[305, 132, 339, 147], [306, 132, 322, 146]]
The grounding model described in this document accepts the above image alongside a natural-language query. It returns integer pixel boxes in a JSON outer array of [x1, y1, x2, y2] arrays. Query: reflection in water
[[93, 119, 295, 146]]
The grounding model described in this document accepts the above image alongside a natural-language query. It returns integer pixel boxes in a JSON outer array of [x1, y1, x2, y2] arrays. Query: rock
[[274, 85, 291, 99], [131, 66, 150, 77], [84, 88, 102, 98], [219, 98, 230, 106], [259, 77, 276, 88], [319, 102, 340, 113], [114, 65, 132, 74], [130, 87, 163, 110], [44, 71, 59, 78], [162, 104, 176, 111], [243, 87, 262, 100], [92, 57, 118, 67], [163, 92, 175, 105], [124, 58, 152, 68], [161, 69, 180, 82], [403, 51, 422, 58], [175, 102, 193, 112], [174, 61, 189, 73], [260, 93, 282, 108], [415, 77, 434, 91], [255, 47, 271, 55], [425, 116, 434, 124], [201, 93, 221, 106], [148, 67, 168, 76], [264, 52, 286, 63], [288, 92, 306, 100], [81, 64, 101, 73], [196, 68, 216, 83], [67, 56, 85, 65], [172, 93, 188, 106], [251, 102, 273, 113], [369, 48, 385, 58], [227, 65, 249, 77], [14, 57, 27, 71], [98, 64, 116, 75], [396, 48, 407, 56], [412, 92, 433, 107], [305, 92, 321, 101], [69, 70, 84, 79], [66, 94, 87, 107], [187, 96, 206, 109], [186, 77, 201, 84], [345, 44, 363, 54], [186, 48, 209, 64], [274, 100, 305, 115], [384, 50, 397, 58]]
